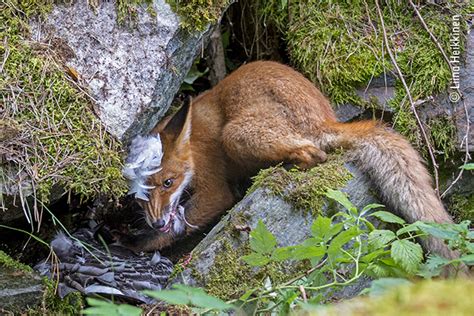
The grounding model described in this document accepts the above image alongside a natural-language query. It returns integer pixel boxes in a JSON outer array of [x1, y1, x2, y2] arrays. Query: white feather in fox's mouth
[[123, 134, 197, 234], [158, 188, 197, 234]]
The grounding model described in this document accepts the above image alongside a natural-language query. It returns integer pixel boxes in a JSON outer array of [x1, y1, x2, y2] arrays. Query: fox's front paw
[[290, 144, 327, 169]]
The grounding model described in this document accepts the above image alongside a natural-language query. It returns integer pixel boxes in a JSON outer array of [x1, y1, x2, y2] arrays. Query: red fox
[[122, 61, 456, 261]]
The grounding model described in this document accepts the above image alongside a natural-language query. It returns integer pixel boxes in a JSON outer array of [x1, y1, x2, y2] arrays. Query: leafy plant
[[82, 189, 473, 314], [144, 284, 233, 313], [82, 298, 141, 316], [460, 163, 474, 170]]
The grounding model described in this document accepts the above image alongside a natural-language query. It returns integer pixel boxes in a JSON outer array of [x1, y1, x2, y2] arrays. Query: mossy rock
[[171, 158, 380, 301], [0, 250, 82, 314], [1, 0, 127, 209]]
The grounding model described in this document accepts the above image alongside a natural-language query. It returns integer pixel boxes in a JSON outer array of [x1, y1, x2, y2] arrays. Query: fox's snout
[[151, 218, 166, 229]]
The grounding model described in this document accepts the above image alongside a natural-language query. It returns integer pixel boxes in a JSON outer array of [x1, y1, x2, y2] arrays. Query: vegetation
[[248, 153, 352, 214], [168, 0, 231, 31], [1, 1, 127, 206], [1, 1, 472, 315], [82, 190, 474, 314], [256, 1, 469, 154], [308, 278, 474, 315], [0, 249, 83, 314]]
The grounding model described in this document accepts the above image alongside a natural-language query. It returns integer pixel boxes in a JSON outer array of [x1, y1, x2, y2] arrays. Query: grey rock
[[172, 163, 380, 301], [29, 0, 221, 141], [335, 74, 396, 122], [0, 266, 44, 313], [452, 29, 474, 151]]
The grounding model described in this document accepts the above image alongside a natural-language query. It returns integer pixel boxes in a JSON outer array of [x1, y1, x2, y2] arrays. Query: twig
[[409, 1, 452, 73], [0, 38, 10, 73], [299, 285, 307, 303], [375, 0, 440, 195]]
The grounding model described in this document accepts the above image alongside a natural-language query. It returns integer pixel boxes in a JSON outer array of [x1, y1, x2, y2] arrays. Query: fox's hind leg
[[222, 117, 326, 170]]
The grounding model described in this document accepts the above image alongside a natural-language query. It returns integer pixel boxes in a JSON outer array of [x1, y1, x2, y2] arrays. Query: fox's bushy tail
[[322, 121, 456, 260]]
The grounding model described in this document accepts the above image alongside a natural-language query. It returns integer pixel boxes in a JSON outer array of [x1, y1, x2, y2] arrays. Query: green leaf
[[361, 203, 385, 214], [291, 245, 325, 260], [368, 230, 396, 249], [370, 211, 406, 225], [190, 292, 231, 310], [116, 305, 144, 316], [242, 253, 270, 266], [414, 222, 459, 240], [144, 289, 191, 305], [396, 222, 421, 236], [368, 278, 412, 297], [311, 216, 332, 240], [249, 220, 277, 254], [459, 254, 474, 265], [460, 163, 474, 170], [325, 222, 344, 241], [391, 239, 423, 274], [325, 189, 357, 214], [418, 254, 450, 278], [83, 298, 142, 316], [328, 226, 360, 259], [183, 64, 208, 84], [272, 246, 297, 261], [145, 285, 232, 311], [361, 248, 389, 263], [239, 288, 256, 301]]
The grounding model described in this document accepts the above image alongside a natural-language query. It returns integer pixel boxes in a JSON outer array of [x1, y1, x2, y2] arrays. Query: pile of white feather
[[122, 135, 163, 201]]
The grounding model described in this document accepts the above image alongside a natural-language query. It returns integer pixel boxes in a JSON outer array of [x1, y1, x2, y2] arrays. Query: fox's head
[[123, 99, 195, 235]]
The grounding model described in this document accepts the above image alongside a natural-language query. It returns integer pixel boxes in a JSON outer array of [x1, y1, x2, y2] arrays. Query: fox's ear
[[163, 97, 192, 146]]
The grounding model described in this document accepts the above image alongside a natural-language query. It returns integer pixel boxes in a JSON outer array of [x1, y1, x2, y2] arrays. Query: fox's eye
[[163, 179, 173, 188]]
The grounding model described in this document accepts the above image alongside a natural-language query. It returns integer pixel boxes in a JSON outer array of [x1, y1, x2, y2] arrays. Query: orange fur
[[128, 61, 457, 262]]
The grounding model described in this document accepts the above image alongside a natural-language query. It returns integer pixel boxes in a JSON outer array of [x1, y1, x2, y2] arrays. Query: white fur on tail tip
[[122, 135, 163, 201]]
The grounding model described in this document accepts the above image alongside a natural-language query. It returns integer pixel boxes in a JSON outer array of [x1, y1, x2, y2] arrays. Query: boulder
[[1, 0, 229, 219], [0, 252, 44, 313], [171, 157, 379, 301], [29, 0, 225, 142]]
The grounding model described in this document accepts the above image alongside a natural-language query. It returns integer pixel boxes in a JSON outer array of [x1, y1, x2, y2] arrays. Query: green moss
[[315, 279, 474, 316], [258, 1, 468, 155], [201, 241, 293, 301], [34, 278, 83, 315], [116, 0, 155, 26], [450, 194, 474, 223], [0, 250, 82, 314], [0, 250, 33, 272], [249, 154, 352, 214], [428, 116, 457, 161], [1, 1, 127, 203], [168, 0, 230, 31]]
